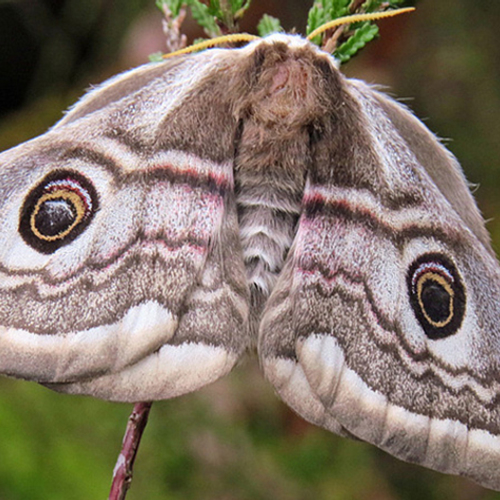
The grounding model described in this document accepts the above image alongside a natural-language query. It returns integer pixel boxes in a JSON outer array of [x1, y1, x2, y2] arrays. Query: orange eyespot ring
[[407, 253, 466, 340], [19, 171, 98, 254], [415, 271, 455, 328], [30, 190, 87, 242]]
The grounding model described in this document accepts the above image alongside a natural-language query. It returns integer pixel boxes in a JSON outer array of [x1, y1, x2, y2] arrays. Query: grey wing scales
[[259, 79, 500, 491], [0, 50, 250, 402]]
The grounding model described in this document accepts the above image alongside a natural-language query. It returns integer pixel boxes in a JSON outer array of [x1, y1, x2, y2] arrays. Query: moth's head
[[231, 34, 341, 130]]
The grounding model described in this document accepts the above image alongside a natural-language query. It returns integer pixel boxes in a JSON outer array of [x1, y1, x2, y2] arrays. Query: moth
[[0, 33, 499, 491]]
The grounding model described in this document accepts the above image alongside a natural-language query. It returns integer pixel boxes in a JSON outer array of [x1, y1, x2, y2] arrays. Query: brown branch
[[160, 6, 188, 54], [323, 0, 392, 53], [349, 0, 366, 14], [322, 0, 366, 53], [108, 402, 153, 500]]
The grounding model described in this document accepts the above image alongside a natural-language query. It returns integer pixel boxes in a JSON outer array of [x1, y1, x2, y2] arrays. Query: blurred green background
[[1, 0, 500, 499]]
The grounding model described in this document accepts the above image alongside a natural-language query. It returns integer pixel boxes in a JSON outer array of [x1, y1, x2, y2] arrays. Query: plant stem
[[108, 402, 153, 500]]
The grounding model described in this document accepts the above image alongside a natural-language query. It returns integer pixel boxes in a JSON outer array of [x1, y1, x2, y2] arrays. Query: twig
[[322, 1, 392, 54], [322, 0, 367, 53], [108, 402, 153, 500], [160, 5, 188, 54], [323, 25, 346, 53], [349, 0, 366, 14]]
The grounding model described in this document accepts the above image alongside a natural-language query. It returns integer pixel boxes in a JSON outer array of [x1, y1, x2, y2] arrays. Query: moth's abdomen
[[236, 179, 301, 296], [233, 39, 337, 309], [234, 137, 311, 321]]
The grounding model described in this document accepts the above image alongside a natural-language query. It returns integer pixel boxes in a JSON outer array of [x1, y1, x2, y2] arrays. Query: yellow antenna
[[163, 33, 260, 59], [161, 7, 415, 59], [306, 7, 415, 41]]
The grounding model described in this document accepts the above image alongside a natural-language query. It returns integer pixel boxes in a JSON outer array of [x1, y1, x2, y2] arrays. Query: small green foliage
[[305, 0, 417, 64], [257, 14, 284, 37], [328, 0, 351, 20], [363, 0, 408, 10], [189, 0, 221, 37], [229, 0, 252, 17], [155, 0, 184, 18], [185, 0, 252, 36], [154, 0, 417, 64], [149, 51, 166, 62], [306, 0, 350, 39], [334, 22, 379, 63], [193, 37, 208, 45], [306, 4, 324, 45], [362, 0, 384, 12]]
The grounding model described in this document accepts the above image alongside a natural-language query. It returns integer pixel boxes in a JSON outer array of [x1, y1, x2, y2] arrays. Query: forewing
[[259, 77, 500, 490], [0, 50, 250, 402]]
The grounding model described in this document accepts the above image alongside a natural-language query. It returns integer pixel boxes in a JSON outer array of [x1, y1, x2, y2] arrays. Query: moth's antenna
[[306, 7, 415, 41], [163, 33, 260, 58], [161, 7, 414, 59]]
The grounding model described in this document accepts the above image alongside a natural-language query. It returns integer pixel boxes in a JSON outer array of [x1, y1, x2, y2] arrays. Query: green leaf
[[205, 0, 222, 17], [229, 0, 247, 12], [362, 0, 414, 11], [306, 3, 326, 45], [217, 0, 232, 26], [233, 0, 251, 19], [334, 22, 379, 63], [306, 0, 414, 60], [320, 0, 331, 14], [188, 0, 220, 37], [149, 51, 166, 62], [306, 0, 350, 45], [257, 14, 284, 37], [156, 0, 185, 17], [361, 0, 384, 12], [328, 0, 350, 19]]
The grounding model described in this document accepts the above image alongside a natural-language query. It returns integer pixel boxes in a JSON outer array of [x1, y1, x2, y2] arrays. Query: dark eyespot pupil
[[407, 253, 466, 340], [420, 281, 451, 323], [34, 199, 77, 237]]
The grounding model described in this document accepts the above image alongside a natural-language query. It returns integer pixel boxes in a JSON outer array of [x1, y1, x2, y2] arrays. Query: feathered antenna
[[158, 6, 414, 60]]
